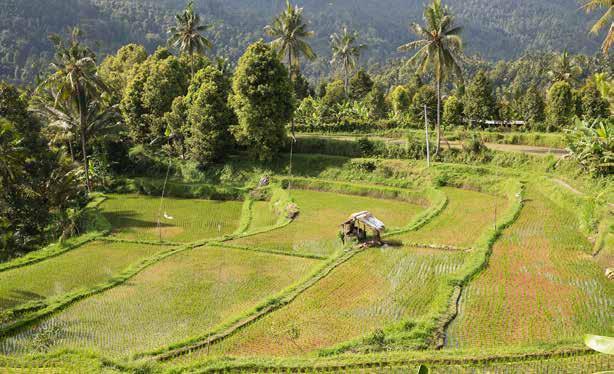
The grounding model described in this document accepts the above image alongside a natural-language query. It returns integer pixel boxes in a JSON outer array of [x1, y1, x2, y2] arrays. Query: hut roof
[[346, 211, 386, 232]]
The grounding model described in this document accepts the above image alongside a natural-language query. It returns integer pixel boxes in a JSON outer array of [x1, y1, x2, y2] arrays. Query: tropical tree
[[168, 0, 212, 78], [330, 27, 366, 96], [547, 51, 583, 85], [583, 0, 613, 54], [230, 41, 295, 161], [565, 118, 613, 176], [265, 0, 316, 77], [0, 118, 24, 184], [37, 27, 108, 192], [398, 0, 464, 154]]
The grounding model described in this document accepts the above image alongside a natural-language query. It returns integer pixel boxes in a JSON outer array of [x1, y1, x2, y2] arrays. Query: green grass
[[446, 184, 614, 349], [101, 194, 243, 243], [229, 189, 425, 258], [246, 201, 279, 231], [390, 187, 507, 248], [0, 247, 318, 358], [171, 246, 466, 360], [0, 241, 166, 311]]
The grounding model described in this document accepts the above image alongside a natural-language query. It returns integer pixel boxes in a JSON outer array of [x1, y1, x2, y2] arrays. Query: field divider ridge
[[98, 237, 182, 246], [140, 246, 364, 361], [0, 194, 111, 274]]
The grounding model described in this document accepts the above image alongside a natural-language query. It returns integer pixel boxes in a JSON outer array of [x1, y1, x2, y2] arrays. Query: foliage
[[120, 49, 191, 144], [583, 0, 614, 54], [545, 81, 575, 130], [230, 41, 295, 161], [411, 85, 437, 123], [185, 66, 235, 165], [518, 86, 546, 126], [565, 118, 613, 177], [349, 69, 374, 100], [463, 70, 498, 124], [389, 85, 411, 120], [363, 85, 389, 120], [580, 80, 610, 120], [322, 80, 347, 107], [98, 44, 148, 103], [443, 95, 463, 127]]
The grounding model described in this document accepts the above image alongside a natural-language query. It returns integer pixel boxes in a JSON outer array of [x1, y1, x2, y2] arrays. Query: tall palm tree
[[398, 0, 463, 155], [584, 0, 613, 54], [265, 0, 316, 184], [265, 0, 316, 78], [168, 0, 212, 78], [547, 50, 582, 84], [330, 27, 366, 97], [37, 28, 108, 192]]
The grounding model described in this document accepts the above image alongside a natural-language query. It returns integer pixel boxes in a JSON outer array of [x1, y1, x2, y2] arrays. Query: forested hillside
[[0, 0, 605, 84]]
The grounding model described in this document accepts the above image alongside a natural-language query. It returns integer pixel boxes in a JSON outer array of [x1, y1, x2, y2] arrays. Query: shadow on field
[[0, 290, 45, 309], [103, 211, 174, 231]]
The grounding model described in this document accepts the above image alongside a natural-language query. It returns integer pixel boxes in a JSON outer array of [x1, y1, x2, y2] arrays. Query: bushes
[[112, 178, 246, 201]]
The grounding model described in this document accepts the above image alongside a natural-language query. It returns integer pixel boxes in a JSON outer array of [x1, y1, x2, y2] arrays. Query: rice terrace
[[0, 0, 613, 372]]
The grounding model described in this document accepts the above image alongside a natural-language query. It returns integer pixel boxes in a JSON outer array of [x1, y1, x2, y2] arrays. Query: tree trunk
[[435, 77, 442, 156], [190, 53, 194, 79]]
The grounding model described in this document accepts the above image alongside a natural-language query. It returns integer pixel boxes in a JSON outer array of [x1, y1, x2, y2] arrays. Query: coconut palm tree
[[168, 0, 212, 78], [398, 0, 464, 155], [37, 27, 108, 192], [547, 50, 582, 84], [330, 27, 366, 97], [0, 120, 24, 185], [584, 0, 613, 54], [265, 0, 316, 77]]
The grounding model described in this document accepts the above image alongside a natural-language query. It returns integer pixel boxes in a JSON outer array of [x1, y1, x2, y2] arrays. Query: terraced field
[[101, 194, 244, 242], [446, 185, 614, 348], [1, 246, 318, 357], [230, 189, 425, 258], [0, 241, 166, 311], [170, 246, 467, 360], [390, 187, 506, 248]]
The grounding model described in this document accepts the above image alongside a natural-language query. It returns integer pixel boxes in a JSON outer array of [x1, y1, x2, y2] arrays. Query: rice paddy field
[[229, 189, 425, 258], [0, 246, 318, 357], [389, 187, 507, 248], [0, 241, 166, 311], [101, 194, 244, 242], [0, 170, 612, 373], [176, 246, 467, 361], [446, 185, 613, 348]]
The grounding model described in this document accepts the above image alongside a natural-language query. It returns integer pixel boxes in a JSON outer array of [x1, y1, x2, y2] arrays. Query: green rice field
[[230, 189, 425, 257], [0, 241, 166, 311], [101, 194, 244, 242], [0, 246, 318, 357]]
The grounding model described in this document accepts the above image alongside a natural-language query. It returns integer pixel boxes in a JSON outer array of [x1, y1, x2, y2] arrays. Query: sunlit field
[[101, 194, 244, 242], [0, 246, 318, 357], [229, 189, 425, 258]]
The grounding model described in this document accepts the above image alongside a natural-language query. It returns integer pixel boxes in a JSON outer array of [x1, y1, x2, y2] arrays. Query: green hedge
[[111, 178, 247, 201]]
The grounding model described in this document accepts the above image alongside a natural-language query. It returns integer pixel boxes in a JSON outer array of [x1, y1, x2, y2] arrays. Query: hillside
[[0, 0, 605, 83]]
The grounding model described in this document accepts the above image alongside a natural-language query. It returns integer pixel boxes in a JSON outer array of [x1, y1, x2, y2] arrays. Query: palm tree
[[265, 0, 316, 78], [0, 120, 24, 185], [31, 89, 120, 159], [398, 0, 464, 155], [583, 0, 613, 54], [547, 50, 582, 84], [168, 0, 212, 78], [37, 27, 108, 192], [330, 27, 366, 97]]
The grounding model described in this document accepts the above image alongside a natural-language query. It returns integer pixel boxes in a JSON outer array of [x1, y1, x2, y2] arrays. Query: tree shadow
[[0, 289, 45, 310], [103, 211, 174, 232]]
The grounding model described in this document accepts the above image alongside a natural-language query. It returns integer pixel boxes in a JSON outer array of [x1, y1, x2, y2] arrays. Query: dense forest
[[0, 0, 607, 84]]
